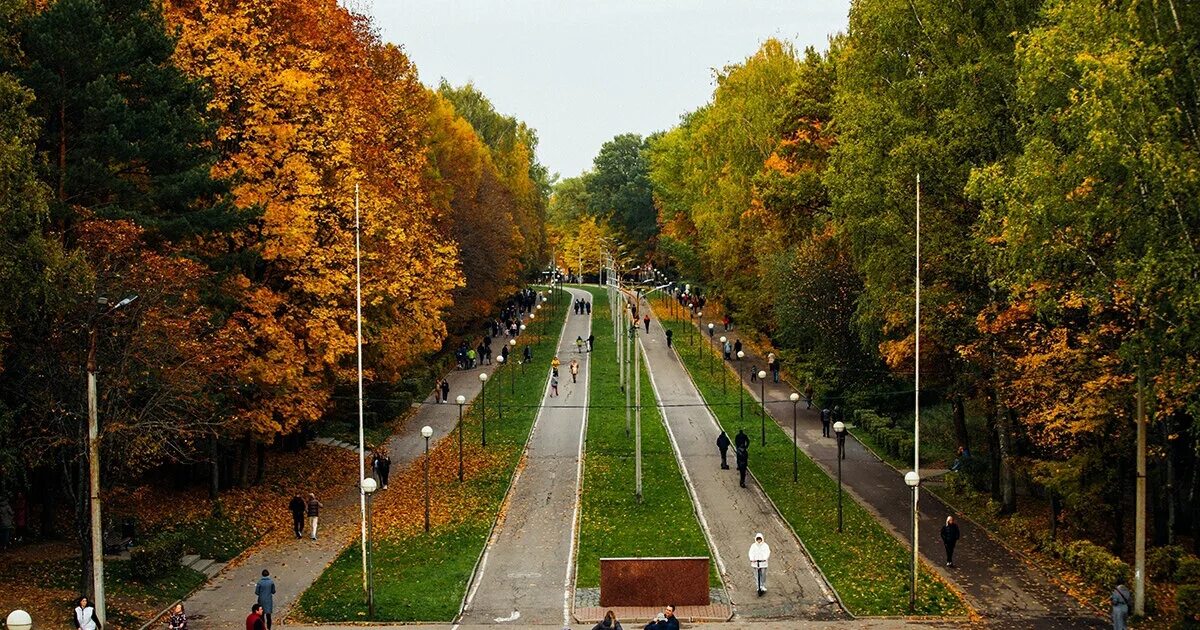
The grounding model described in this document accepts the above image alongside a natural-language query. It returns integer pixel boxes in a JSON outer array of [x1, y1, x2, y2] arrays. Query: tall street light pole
[[910, 173, 922, 612], [707, 324, 714, 376], [758, 370, 767, 446], [834, 421, 846, 532], [737, 351, 746, 424], [360, 476, 377, 618], [456, 395, 466, 482], [508, 339, 517, 393], [633, 320, 642, 503], [87, 293, 137, 625], [906, 470, 920, 611], [719, 336, 728, 395], [790, 393, 800, 483], [421, 425, 434, 532], [479, 372, 489, 446]]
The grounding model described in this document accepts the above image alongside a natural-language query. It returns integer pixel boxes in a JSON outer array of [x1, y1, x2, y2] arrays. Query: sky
[[369, 0, 852, 179]]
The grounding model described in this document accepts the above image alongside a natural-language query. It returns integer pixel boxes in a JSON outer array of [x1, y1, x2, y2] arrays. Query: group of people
[[548, 356, 581, 395], [573, 298, 592, 315], [715, 428, 752, 488], [287, 493, 323, 540], [588, 605, 680, 630]]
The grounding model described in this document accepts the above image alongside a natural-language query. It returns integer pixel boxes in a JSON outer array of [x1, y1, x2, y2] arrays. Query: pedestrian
[[723, 314, 731, 331], [551, 373, 559, 397], [1111, 579, 1132, 630], [552, 355, 561, 373], [940, 516, 961, 567], [735, 444, 749, 488], [501, 344, 510, 362], [749, 533, 771, 595], [804, 382, 813, 409], [643, 314, 650, 333], [570, 358, 580, 384], [734, 339, 742, 358], [74, 596, 101, 630], [165, 603, 187, 630], [306, 493, 322, 540], [288, 494, 306, 539], [735, 428, 750, 451], [377, 451, 391, 489], [586, 301, 592, 314], [245, 604, 266, 630], [576, 336, 585, 353], [750, 365, 758, 383], [820, 408, 831, 438], [716, 431, 731, 469], [440, 379, 450, 403], [665, 329, 673, 348], [587, 333, 595, 351], [591, 609, 623, 630], [642, 605, 679, 630], [255, 569, 276, 629], [523, 344, 533, 364], [478, 342, 490, 365], [723, 339, 732, 361], [768, 353, 780, 383], [467, 347, 477, 368]]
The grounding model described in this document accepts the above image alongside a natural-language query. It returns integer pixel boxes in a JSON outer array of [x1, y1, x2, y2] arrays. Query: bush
[[944, 471, 976, 497], [1148, 545, 1187, 581], [130, 531, 185, 581], [1058, 540, 1130, 589], [1178, 585, 1200, 628], [1179, 556, 1200, 585]]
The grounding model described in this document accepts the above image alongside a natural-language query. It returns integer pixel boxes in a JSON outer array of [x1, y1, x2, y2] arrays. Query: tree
[[586, 133, 656, 256]]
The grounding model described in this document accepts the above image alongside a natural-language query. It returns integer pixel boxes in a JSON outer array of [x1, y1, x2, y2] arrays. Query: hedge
[[1037, 538, 1130, 590], [130, 531, 185, 581]]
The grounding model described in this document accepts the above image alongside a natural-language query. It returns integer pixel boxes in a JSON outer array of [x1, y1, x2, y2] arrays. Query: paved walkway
[[636, 311, 842, 621], [675, 303, 1105, 629], [183, 313, 537, 629], [457, 288, 592, 626], [302, 621, 965, 630]]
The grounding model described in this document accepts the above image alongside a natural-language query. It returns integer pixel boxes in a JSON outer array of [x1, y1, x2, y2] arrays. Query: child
[[551, 374, 559, 397]]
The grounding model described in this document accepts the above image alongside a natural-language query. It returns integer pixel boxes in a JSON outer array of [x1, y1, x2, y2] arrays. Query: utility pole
[[634, 321, 642, 502], [1134, 363, 1147, 616]]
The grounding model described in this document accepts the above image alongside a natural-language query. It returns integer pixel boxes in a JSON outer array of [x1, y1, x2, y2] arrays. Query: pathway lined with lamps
[[631, 295, 841, 620], [680, 311, 1106, 628], [180, 309, 541, 629], [456, 287, 592, 627]]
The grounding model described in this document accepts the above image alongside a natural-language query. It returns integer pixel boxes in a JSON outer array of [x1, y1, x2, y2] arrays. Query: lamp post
[[86, 293, 138, 625], [536, 303, 543, 336], [495, 355, 506, 424], [478, 372, 489, 446], [737, 351, 746, 423], [707, 322, 714, 339], [422, 426, 434, 532], [719, 336, 728, 394], [6, 610, 32, 630], [707, 324, 715, 375], [757, 370, 767, 446], [834, 421, 846, 532], [509, 339, 517, 391], [360, 476, 378, 617], [790, 393, 800, 483], [905, 470, 921, 611], [455, 395, 466, 482]]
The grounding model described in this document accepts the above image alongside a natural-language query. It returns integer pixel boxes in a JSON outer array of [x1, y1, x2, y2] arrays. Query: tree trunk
[[986, 390, 1002, 501], [209, 436, 219, 502], [254, 442, 266, 486], [999, 407, 1018, 514], [238, 435, 251, 488], [952, 394, 970, 454]]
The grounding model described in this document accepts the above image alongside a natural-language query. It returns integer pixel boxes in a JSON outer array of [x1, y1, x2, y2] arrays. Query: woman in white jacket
[[748, 533, 770, 596]]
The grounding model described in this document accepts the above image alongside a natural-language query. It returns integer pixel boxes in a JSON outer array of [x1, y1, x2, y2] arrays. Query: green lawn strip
[[574, 288, 719, 589], [297, 287, 569, 622], [658, 314, 966, 616]]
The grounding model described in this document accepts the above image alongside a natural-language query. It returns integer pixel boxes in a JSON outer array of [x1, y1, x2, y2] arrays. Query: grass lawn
[[656, 299, 966, 617], [575, 287, 719, 588], [296, 287, 569, 622]]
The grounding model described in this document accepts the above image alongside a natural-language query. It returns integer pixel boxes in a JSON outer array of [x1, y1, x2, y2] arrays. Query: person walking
[[735, 444, 749, 488], [74, 596, 101, 630], [165, 603, 187, 630], [591, 610, 623, 630], [306, 493, 322, 540], [820, 408, 831, 438], [804, 382, 813, 409], [723, 339, 732, 361], [377, 451, 391, 489], [576, 336, 585, 353], [245, 604, 266, 630], [750, 365, 758, 383], [716, 431, 731, 469], [255, 569, 276, 629], [665, 329, 673, 348], [749, 533, 771, 596], [1111, 579, 1133, 630], [768, 353, 780, 383], [940, 516, 961, 567], [551, 356, 561, 374], [551, 373, 559, 397], [643, 314, 650, 333], [440, 379, 450, 404], [733, 339, 742, 358], [587, 333, 595, 352], [466, 347, 477, 368], [570, 358, 580, 384], [288, 494, 306, 539]]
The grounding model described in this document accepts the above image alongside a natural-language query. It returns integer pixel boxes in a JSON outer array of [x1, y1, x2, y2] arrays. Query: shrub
[[1178, 585, 1200, 628], [130, 531, 185, 581], [1057, 540, 1130, 589], [944, 471, 976, 497], [1179, 556, 1200, 585], [1148, 545, 1186, 582]]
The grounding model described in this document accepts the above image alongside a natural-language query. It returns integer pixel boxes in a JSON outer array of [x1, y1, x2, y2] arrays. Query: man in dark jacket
[[665, 329, 673, 348], [734, 429, 750, 451], [288, 495, 306, 539], [735, 446, 749, 488], [716, 431, 731, 469], [940, 516, 961, 567], [642, 605, 679, 630]]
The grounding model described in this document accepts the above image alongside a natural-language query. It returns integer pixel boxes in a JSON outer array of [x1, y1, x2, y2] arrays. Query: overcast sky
[[369, 0, 852, 179]]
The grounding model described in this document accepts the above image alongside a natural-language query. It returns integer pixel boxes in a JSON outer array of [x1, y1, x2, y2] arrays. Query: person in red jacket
[[246, 604, 266, 630]]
